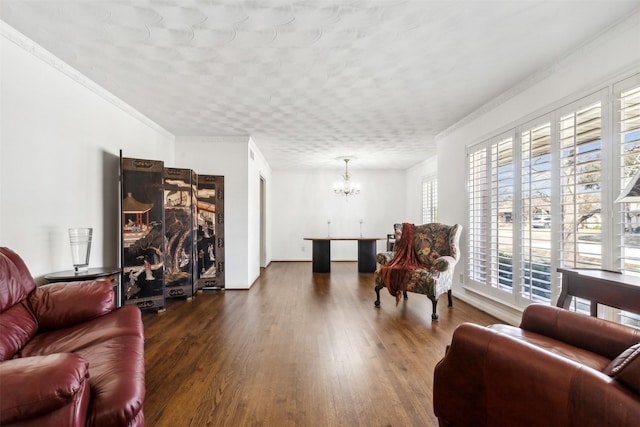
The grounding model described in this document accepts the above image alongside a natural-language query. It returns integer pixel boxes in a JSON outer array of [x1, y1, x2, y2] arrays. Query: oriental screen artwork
[[120, 156, 166, 311], [197, 175, 225, 290], [163, 167, 198, 299]]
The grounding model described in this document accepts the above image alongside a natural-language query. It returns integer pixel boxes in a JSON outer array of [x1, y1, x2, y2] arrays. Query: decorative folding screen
[[120, 156, 166, 311]]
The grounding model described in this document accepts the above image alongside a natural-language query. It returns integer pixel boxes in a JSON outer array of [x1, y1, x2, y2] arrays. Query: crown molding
[[175, 135, 251, 144], [1, 21, 174, 141]]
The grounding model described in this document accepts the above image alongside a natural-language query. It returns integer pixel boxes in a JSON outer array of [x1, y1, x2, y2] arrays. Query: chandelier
[[333, 158, 360, 199]]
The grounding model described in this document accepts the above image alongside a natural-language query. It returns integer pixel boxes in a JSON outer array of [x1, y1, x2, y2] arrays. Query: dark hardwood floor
[[142, 262, 500, 427]]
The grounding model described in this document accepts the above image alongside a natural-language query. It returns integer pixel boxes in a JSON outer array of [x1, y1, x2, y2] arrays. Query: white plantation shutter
[[620, 85, 640, 273], [468, 147, 489, 283], [559, 101, 603, 269], [618, 81, 640, 327], [521, 122, 553, 303], [422, 176, 437, 223], [490, 138, 514, 293], [468, 135, 514, 293]]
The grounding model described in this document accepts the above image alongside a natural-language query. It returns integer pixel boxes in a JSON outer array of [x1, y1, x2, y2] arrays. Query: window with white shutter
[[521, 122, 553, 303], [465, 71, 640, 318], [491, 137, 514, 293], [468, 147, 489, 284], [559, 101, 603, 269], [618, 81, 640, 327], [422, 176, 437, 224], [468, 135, 514, 295]]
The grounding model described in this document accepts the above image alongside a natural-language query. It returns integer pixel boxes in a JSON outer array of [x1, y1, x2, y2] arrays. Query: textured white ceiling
[[1, 0, 639, 170]]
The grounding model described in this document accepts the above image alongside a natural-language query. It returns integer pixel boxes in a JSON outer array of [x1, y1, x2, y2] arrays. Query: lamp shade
[[616, 169, 640, 203]]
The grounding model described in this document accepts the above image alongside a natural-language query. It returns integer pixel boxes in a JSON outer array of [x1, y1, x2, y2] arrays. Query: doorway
[[260, 176, 267, 268]]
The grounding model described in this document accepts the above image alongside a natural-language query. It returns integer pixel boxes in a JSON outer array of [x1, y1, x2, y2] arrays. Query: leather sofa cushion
[[81, 334, 145, 427], [20, 306, 142, 357], [0, 248, 36, 312], [0, 302, 37, 360], [519, 304, 640, 359], [28, 280, 115, 331], [0, 353, 89, 424], [489, 324, 611, 372], [20, 306, 145, 427], [604, 343, 640, 393]]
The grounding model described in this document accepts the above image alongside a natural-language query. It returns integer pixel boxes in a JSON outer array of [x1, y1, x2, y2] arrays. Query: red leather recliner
[[0, 247, 145, 426]]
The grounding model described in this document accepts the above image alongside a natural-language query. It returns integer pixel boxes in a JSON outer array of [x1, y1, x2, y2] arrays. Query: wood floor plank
[[142, 261, 500, 426]]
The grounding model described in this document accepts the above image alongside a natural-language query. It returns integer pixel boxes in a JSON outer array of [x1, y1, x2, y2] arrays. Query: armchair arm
[[520, 304, 640, 359], [431, 255, 456, 272], [433, 323, 640, 427], [376, 252, 395, 266], [28, 280, 115, 331], [0, 353, 90, 425]]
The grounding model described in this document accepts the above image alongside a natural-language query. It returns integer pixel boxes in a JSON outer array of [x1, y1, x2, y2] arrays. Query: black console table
[[303, 237, 384, 273], [557, 267, 640, 317]]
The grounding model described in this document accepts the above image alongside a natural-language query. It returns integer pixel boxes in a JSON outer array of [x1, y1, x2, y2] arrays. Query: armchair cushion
[[604, 343, 640, 393], [28, 280, 115, 331], [0, 353, 90, 424]]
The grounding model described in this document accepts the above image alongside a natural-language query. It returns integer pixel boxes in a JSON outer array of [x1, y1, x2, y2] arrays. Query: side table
[[44, 267, 122, 308], [557, 267, 640, 317]]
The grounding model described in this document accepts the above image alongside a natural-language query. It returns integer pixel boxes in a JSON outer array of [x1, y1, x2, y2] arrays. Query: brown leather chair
[[433, 304, 640, 426], [0, 247, 145, 426]]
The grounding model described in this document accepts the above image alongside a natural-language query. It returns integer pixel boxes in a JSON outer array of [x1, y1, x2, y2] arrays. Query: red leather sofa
[[433, 304, 640, 427], [0, 247, 145, 426]]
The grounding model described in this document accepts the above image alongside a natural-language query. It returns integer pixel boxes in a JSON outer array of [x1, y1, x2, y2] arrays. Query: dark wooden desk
[[303, 237, 384, 273], [557, 267, 640, 317]]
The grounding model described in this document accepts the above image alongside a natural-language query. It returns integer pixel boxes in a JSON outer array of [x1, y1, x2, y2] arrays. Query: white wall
[[0, 31, 175, 279], [435, 10, 640, 324], [271, 169, 405, 260]]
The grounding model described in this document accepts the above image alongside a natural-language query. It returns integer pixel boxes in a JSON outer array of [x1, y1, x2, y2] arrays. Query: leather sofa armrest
[[28, 280, 115, 331], [433, 323, 640, 427], [0, 353, 90, 424], [519, 304, 640, 359]]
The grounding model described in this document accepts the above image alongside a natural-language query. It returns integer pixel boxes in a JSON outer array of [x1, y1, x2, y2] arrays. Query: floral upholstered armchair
[[374, 223, 462, 320]]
